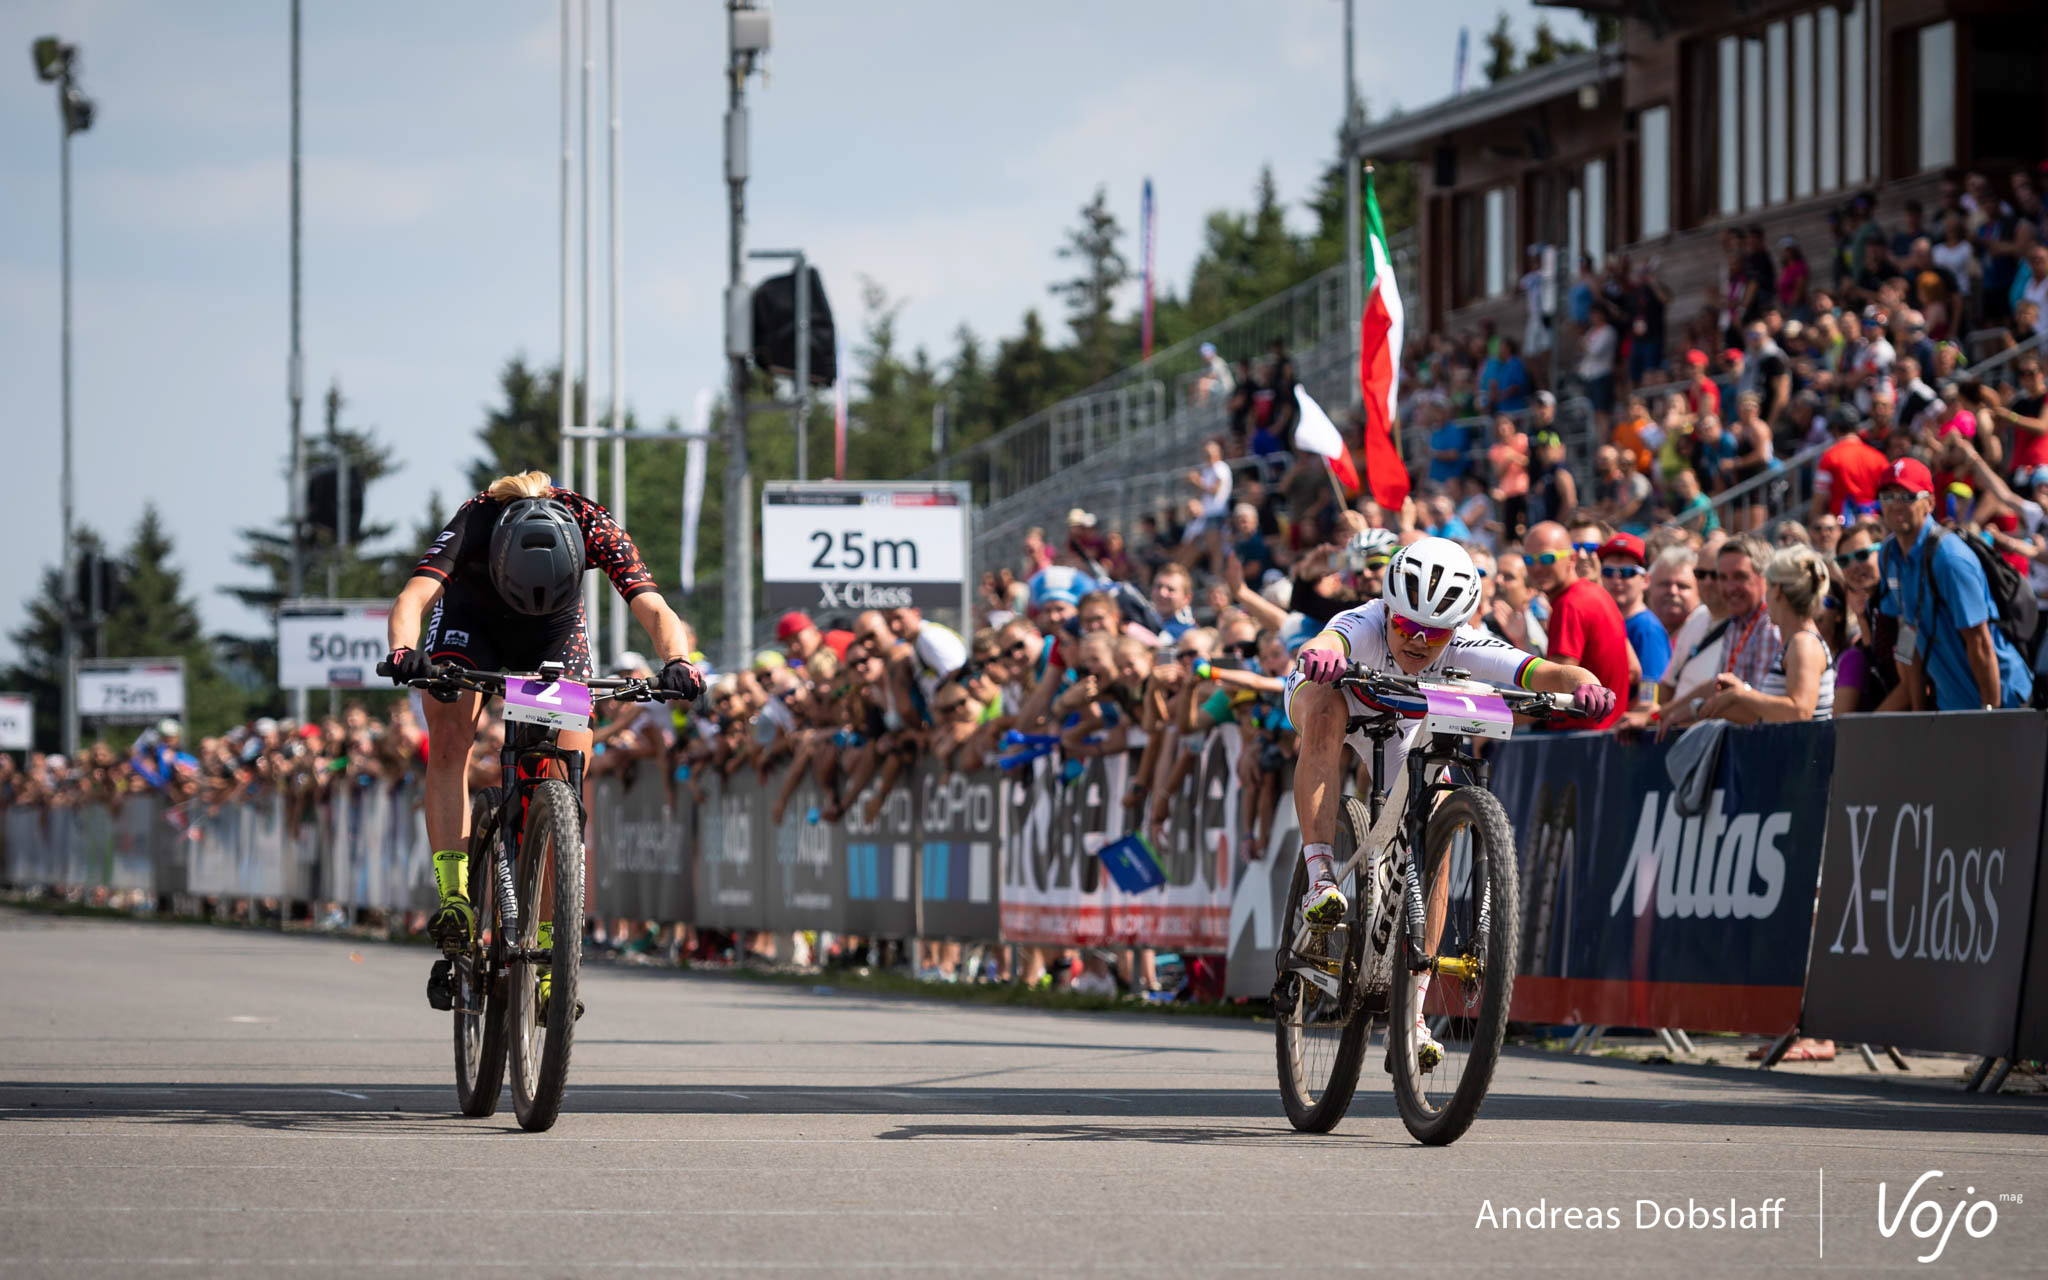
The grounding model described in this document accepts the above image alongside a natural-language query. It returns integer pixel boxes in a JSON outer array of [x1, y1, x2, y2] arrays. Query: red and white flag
[[1290, 384, 1360, 494], [1358, 169, 1410, 511]]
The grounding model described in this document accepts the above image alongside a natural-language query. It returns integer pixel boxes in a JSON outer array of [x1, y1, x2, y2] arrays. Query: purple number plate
[[502, 678, 593, 732], [1418, 685, 1514, 741]]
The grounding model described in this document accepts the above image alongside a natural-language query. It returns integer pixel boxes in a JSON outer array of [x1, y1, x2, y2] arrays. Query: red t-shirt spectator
[[1544, 578, 1630, 730], [1814, 433, 1892, 517]]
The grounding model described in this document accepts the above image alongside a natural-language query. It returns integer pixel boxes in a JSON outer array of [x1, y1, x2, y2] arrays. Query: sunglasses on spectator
[[1835, 545, 1879, 566], [1600, 565, 1645, 579], [1695, 568, 1719, 580], [1004, 641, 1030, 658], [1572, 541, 1601, 555], [1879, 490, 1929, 505], [934, 697, 969, 714], [1523, 551, 1569, 566], [1388, 614, 1455, 644], [1362, 554, 1392, 570]]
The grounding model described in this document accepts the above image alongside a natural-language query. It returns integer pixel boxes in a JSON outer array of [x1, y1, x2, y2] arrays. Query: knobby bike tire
[[1389, 786, 1520, 1146], [454, 787, 509, 1118], [1274, 795, 1374, 1133], [510, 778, 584, 1133]]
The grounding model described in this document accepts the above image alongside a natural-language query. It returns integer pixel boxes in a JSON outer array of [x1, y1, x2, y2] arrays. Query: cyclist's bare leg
[[1288, 681, 1348, 853], [423, 690, 488, 852]]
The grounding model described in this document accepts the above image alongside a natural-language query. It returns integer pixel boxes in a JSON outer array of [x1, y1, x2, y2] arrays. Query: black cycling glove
[[657, 657, 705, 702], [386, 646, 434, 686]]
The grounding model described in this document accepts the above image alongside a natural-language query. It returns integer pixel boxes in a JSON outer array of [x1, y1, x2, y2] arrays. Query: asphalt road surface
[[4, 907, 2044, 1278]]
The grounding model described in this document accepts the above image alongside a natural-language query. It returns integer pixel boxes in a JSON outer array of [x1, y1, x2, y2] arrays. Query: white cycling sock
[[1414, 973, 1432, 1030], [1302, 842, 1336, 883]]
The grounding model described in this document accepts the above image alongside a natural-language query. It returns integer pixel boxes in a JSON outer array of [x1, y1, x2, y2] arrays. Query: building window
[[1639, 105, 1670, 239], [1742, 37, 1765, 211], [1792, 14, 1815, 199], [1717, 36, 1740, 217], [1484, 186, 1514, 298], [1819, 6, 1840, 191], [1844, 0, 1865, 184], [1915, 21, 1955, 171], [1584, 159, 1607, 266], [1766, 22, 1789, 205]]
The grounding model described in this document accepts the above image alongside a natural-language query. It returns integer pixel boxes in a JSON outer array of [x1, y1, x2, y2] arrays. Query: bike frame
[[481, 720, 587, 986]]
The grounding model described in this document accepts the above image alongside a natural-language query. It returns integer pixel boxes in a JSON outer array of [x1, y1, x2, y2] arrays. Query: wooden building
[[1357, 1, 2047, 351]]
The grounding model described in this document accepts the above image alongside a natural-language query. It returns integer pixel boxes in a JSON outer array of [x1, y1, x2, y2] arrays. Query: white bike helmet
[[1383, 536, 1482, 629], [1339, 526, 1399, 572]]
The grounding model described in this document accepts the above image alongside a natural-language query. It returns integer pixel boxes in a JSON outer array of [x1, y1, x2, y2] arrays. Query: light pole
[[605, 0, 627, 669], [1342, 0, 1361, 410], [724, 2, 771, 671], [32, 36, 95, 756], [286, 0, 307, 724]]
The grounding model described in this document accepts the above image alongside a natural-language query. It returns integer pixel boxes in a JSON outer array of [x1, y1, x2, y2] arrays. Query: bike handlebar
[[1334, 662, 1592, 721], [374, 661, 687, 704]]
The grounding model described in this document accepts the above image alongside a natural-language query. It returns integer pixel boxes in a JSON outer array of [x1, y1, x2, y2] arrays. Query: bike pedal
[[426, 959, 455, 1012]]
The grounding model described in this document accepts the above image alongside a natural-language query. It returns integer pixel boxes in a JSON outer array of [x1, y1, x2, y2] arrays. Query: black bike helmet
[[489, 496, 586, 615]]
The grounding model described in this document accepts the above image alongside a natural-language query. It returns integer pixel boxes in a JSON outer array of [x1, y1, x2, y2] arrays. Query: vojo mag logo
[[1877, 1171, 2008, 1263]]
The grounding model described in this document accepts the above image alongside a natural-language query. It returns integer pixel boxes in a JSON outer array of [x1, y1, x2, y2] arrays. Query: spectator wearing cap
[[1526, 429, 1577, 528], [1600, 533, 1670, 697], [1876, 457, 2033, 710], [1524, 522, 1630, 730], [1195, 341, 1235, 406], [1065, 507, 1107, 566], [1683, 349, 1722, 420], [777, 611, 853, 667]]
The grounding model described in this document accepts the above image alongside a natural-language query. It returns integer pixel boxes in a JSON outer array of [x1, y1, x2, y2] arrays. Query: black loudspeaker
[[750, 267, 838, 386], [306, 465, 365, 544], [1433, 145, 1457, 188]]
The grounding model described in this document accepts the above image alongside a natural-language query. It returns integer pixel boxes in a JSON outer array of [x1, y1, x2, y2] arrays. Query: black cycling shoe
[[427, 896, 476, 956], [427, 959, 455, 1011]]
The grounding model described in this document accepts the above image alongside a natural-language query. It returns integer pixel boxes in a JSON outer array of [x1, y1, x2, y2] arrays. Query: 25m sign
[[761, 483, 966, 585]]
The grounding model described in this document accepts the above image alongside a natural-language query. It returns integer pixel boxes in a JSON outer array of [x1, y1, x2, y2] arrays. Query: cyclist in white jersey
[[1286, 537, 1613, 927]]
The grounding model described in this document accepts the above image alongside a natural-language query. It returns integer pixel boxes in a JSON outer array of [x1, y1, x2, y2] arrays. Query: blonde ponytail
[[486, 470, 554, 502]]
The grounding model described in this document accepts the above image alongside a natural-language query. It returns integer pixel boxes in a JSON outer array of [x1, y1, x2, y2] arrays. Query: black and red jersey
[[412, 486, 658, 609]]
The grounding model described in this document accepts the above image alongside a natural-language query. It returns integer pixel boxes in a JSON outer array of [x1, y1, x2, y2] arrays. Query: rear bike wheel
[[509, 778, 584, 1133], [1274, 795, 1374, 1133], [453, 787, 510, 1117], [1389, 785, 1520, 1146]]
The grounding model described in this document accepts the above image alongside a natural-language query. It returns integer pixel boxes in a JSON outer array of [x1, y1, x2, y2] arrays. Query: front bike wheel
[[453, 787, 509, 1118], [1389, 785, 1520, 1146], [1274, 795, 1374, 1133], [509, 778, 584, 1133]]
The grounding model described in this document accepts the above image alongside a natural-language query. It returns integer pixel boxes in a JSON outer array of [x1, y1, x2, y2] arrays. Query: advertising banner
[[1223, 783, 1302, 998], [277, 600, 391, 689], [1806, 712, 2046, 1057], [694, 772, 768, 929], [0, 693, 31, 751], [765, 770, 844, 932], [76, 659, 184, 721], [1493, 721, 1835, 1033], [327, 779, 435, 914], [760, 481, 971, 620], [590, 773, 696, 922], [910, 760, 1001, 940], [840, 774, 920, 937], [1000, 728, 1237, 951]]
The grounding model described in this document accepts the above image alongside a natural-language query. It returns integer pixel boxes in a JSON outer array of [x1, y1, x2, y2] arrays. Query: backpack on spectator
[[1918, 528, 2044, 682]]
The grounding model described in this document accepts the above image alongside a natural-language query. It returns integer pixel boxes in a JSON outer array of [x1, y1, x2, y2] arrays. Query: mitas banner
[[1805, 712, 2047, 1058], [1491, 721, 1835, 1033]]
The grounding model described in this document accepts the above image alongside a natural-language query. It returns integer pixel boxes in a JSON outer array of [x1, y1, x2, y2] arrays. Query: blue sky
[[0, 0, 1564, 655]]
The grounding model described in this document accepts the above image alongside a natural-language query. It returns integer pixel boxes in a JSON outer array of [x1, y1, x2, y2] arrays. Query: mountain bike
[[379, 659, 682, 1132], [1273, 663, 1582, 1145]]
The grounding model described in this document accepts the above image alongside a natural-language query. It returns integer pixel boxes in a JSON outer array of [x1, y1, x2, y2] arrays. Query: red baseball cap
[[1598, 532, 1646, 565], [1880, 457, 1934, 496], [774, 611, 816, 643], [1686, 349, 1709, 367]]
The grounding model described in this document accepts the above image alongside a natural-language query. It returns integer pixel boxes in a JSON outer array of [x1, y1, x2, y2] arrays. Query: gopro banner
[[1492, 722, 1835, 1033], [912, 761, 1002, 941], [1807, 712, 2048, 1058]]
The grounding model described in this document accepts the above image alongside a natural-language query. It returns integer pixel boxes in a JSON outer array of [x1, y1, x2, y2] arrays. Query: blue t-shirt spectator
[[1480, 354, 1532, 414], [1624, 609, 1672, 685], [1568, 280, 1594, 329], [1428, 420, 1472, 485], [1878, 516, 2033, 709]]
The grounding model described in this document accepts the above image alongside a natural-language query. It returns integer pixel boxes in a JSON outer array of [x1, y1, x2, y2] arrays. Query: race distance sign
[[760, 481, 972, 620]]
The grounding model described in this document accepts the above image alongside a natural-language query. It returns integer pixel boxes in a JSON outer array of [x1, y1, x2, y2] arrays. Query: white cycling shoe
[[1299, 877, 1347, 931], [1413, 1021, 1444, 1072]]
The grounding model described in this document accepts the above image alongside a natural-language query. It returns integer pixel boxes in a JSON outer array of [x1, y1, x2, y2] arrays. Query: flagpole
[[1321, 456, 1350, 514]]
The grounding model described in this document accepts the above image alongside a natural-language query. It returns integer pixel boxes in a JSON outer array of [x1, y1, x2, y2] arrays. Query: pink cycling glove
[[1571, 684, 1616, 719], [1297, 648, 1347, 685]]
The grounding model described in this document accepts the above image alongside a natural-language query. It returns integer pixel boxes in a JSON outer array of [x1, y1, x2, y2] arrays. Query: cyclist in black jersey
[[384, 470, 704, 959]]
